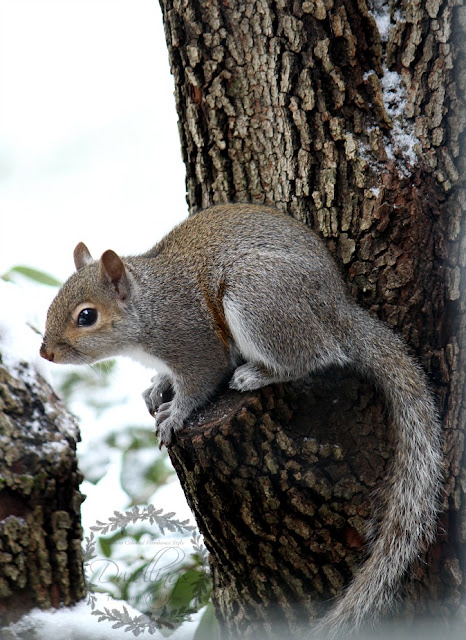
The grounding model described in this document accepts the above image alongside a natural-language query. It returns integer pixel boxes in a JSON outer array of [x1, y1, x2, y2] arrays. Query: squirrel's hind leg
[[223, 289, 350, 387], [229, 363, 289, 391]]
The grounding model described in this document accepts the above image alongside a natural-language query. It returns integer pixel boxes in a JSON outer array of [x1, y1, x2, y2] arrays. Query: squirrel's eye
[[77, 308, 98, 327]]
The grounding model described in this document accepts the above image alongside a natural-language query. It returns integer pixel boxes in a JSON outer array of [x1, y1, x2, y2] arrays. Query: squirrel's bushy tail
[[315, 309, 442, 638]]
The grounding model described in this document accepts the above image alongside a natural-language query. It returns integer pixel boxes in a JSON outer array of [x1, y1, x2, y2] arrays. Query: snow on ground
[[9, 600, 466, 640], [9, 595, 204, 640]]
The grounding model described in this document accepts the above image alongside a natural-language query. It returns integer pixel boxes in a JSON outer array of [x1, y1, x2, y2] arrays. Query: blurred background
[[0, 1, 212, 636], [0, 0, 187, 277]]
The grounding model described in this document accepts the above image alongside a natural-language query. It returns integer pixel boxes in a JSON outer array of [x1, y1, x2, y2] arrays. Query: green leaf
[[99, 530, 126, 558], [193, 601, 220, 640], [168, 569, 199, 609], [168, 568, 211, 611], [2, 265, 62, 287]]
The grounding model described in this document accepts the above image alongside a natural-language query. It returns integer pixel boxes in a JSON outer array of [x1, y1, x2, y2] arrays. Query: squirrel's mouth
[[39, 339, 88, 365]]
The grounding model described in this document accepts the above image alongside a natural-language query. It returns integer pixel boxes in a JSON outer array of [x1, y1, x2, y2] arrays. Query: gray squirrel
[[40, 203, 442, 637]]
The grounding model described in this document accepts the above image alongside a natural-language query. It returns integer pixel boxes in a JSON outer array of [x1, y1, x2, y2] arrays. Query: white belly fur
[[122, 346, 173, 376]]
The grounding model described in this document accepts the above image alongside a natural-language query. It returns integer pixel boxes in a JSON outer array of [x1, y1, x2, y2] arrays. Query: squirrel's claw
[[143, 375, 173, 416], [154, 401, 183, 449]]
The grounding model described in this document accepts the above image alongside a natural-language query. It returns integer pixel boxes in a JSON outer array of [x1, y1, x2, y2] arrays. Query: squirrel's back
[[144, 204, 331, 267]]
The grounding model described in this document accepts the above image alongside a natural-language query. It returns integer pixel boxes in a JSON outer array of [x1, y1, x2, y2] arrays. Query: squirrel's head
[[40, 242, 138, 365]]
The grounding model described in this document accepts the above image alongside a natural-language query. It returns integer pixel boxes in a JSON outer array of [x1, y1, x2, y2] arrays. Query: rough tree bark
[[0, 358, 85, 628], [158, 0, 465, 637]]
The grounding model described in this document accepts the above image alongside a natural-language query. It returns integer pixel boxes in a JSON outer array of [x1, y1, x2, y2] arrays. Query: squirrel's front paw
[[143, 374, 173, 415], [154, 401, 183, 448]]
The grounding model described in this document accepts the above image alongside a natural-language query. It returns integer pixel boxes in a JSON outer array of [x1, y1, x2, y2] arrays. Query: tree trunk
[[159, 0, 465, 636], [0, 360, 85, 627]]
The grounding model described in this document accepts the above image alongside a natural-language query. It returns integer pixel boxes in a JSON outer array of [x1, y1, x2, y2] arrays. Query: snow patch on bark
[[370, 0, 391, 42], [381, 68, 420, 167], [358, 67, 420, 175]]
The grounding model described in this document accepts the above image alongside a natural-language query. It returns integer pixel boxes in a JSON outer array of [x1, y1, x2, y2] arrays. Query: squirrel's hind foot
[[229, 362, 285, 391]]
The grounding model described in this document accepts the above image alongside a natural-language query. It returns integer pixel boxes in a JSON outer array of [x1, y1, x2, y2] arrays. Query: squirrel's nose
[[40, 342, 55, 362]]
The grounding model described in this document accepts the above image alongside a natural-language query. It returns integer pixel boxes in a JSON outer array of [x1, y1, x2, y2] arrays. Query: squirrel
[[40, 203, 442, 637]]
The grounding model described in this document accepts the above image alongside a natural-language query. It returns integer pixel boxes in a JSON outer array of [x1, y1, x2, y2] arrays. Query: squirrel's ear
[[100, 250, 129, 301], [74, 242, 93, 270]]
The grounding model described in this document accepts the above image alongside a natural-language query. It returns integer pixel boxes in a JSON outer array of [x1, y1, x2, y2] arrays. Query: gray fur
[[41, 203, 442, 636]]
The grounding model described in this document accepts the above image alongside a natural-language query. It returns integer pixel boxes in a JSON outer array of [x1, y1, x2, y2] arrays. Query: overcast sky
[[0, 0, 187, 280]]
